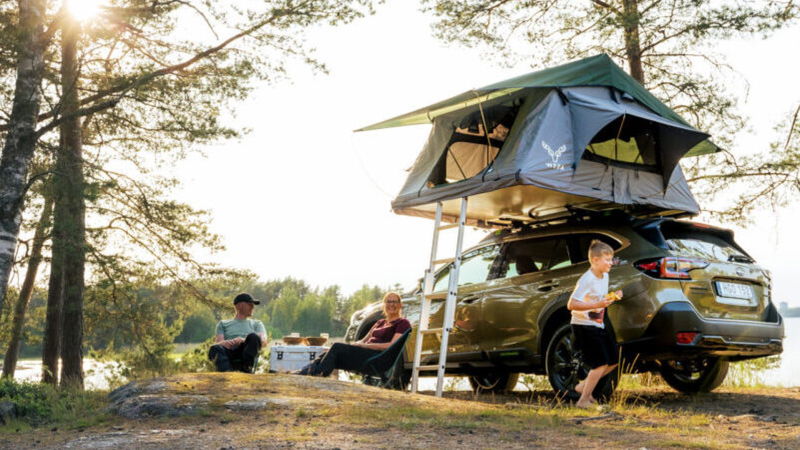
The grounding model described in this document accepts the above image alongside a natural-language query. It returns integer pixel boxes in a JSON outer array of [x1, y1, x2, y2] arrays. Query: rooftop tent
[[357, 54, 715, 227]]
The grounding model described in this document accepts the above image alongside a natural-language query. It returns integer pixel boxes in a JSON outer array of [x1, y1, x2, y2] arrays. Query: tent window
[[428, 99, 523, 186], [584, 115, 659, 170]]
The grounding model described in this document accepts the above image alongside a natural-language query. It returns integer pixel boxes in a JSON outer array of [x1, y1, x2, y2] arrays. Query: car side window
[[569, 233, 622, 264], [500, 236, 570, 278], [459, 245, 500, 286], [432, 245, 500, 291]]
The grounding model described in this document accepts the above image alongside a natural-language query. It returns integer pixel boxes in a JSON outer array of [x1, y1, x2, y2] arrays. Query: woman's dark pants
[[303, 343, 381, 377], [208, 333, 262, 372]]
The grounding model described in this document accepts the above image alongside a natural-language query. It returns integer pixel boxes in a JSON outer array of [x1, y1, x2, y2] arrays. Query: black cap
[[233, 293, 260, 305]]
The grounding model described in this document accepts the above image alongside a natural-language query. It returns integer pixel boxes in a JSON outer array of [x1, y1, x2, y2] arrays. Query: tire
[[468, 372, 520, 393], [545, 323, 618, 401], [659, 358, 729, 393]]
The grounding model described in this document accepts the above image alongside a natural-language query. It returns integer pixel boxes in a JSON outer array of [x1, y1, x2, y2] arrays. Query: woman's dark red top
[[365, 318, 411, 344]]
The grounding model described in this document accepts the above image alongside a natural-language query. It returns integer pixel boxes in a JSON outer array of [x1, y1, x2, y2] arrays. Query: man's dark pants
[[208, 333, 262, 372]]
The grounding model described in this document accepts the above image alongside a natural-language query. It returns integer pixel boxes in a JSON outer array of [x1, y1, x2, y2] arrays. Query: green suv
[[345, 211, 784, 397]]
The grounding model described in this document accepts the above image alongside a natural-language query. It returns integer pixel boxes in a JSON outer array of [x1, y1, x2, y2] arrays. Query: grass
[[723, 356, 782, 388], [0, 379, 110, 433], [2, 372, 795, 449], [336, 390, 735, 447], [0, 348, 789, 447]]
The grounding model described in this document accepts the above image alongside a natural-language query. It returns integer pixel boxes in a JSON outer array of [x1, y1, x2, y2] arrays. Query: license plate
[[715, 281, 753, 300]]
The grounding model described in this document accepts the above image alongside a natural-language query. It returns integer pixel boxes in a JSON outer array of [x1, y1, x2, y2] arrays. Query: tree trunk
[[1, 192, 52, 379], [621, 0, 645, 84], [0, 0, 47, 310], [58, 15, 85, 390], [41, 247, 64, 385]]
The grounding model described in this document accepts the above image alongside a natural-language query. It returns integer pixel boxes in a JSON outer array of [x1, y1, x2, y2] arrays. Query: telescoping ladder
[[410, 197, 468, 397]]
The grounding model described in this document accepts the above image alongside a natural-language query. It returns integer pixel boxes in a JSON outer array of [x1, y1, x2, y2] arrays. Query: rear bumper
[[621, 301, 784, 361]]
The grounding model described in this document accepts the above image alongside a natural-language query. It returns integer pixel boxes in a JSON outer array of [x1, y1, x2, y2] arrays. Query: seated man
[[208, 293, 267, 372]]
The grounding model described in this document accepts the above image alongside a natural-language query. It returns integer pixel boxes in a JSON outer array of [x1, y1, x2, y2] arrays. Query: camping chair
[[229, 348, 263, 374], [229, 354, 260, 373], [359, 329, 411, 390]]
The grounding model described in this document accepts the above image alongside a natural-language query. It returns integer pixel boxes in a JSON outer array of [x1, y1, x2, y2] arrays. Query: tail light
[[635, 257, 708, 280], [676, 332, 698, 344]]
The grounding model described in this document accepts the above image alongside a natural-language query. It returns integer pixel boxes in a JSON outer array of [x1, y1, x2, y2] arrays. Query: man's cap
[[233, 293, 260, 305]]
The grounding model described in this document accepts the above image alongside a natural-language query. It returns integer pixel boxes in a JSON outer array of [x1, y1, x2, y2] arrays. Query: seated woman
[[297, 292, 410, 377]]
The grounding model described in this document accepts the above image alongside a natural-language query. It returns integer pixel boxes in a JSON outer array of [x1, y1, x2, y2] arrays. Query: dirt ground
[[0, 373, 798, 449]]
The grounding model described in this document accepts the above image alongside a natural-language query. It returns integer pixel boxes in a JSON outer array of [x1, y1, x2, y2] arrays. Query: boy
[[567, 240, 623, 408]]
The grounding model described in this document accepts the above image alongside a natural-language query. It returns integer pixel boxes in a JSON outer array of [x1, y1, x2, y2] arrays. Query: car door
[[420, 244, 500, 361], [478, 234, 575, 361]]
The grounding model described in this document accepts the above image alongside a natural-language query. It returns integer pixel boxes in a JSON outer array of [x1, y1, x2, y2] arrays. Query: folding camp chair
[[359, 329, 411, 390], [230, 354, 260, 373]]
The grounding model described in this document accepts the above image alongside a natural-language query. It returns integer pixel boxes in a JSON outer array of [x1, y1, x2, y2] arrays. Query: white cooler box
[[269, 345, 328, 373]]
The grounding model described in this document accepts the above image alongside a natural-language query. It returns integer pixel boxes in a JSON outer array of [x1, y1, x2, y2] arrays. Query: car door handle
[[537, 282, 560, 292], [461, 296, 480, 304]]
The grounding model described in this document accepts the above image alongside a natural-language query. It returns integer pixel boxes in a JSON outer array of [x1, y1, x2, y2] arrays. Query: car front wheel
[[545, 323, 617, 401], [468, 372, 519, 393], [658, 358, 729, 393]]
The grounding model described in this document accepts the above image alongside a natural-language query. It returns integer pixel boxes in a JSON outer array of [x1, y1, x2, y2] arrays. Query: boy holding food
[[567, 240, 623, 408]]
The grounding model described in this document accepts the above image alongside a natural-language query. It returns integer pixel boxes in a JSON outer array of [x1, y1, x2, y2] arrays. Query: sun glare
[[65, 0, 107, 23]]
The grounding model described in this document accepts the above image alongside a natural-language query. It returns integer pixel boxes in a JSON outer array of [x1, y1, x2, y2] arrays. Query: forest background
[[1, 278, 389, 360]]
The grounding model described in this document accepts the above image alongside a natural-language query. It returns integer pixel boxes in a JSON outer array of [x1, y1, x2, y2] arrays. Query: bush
[[177, 337, 217, 373], [0, 379, 107, 428], [89, 345, 180, 382], [0, 379, 51, 421]]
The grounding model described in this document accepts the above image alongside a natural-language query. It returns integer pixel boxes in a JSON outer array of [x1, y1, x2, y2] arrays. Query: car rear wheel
[[658, 357, 729, 393], [468, 372, 519, 393], [545, 323, 617, 401]]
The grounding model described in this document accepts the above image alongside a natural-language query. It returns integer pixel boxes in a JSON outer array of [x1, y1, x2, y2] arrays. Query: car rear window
[[569, 233, 623, 264], [659, 222, 753, 263], [503, 237, 570, 278]]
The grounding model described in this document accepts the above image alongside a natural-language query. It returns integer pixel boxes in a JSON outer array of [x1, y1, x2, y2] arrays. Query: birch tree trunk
[[57, 15, 85, 389], [1, 192, 52, 379], [0, 0, 47, 310]]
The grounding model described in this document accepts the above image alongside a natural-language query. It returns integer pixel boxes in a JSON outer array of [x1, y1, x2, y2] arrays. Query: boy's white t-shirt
[[570, 269, 609, 329]]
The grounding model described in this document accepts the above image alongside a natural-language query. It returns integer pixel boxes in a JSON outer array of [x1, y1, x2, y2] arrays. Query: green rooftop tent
[[356, 54, 716, 227]]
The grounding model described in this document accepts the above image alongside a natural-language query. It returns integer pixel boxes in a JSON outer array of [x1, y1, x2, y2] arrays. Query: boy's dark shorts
[[571, 324, 618, 369]]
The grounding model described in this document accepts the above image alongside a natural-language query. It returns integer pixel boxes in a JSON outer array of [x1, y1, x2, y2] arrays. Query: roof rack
[[486, 205, 693, 234]]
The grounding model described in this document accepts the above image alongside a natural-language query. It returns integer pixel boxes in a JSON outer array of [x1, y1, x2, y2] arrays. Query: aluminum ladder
[[410, 197, 468, 397]]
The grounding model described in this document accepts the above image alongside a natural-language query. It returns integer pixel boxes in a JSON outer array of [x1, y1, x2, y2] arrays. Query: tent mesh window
[[584, 115, 660, 172], [428, 99, 524, 186]]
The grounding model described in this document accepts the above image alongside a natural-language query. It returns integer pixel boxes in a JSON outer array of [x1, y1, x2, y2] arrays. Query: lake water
[[750, 315, 799, 387], [12, 317, 799, 390]]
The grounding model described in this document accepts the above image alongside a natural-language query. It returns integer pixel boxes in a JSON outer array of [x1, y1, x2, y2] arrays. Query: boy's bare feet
[[574, 381, 585, 394], [575, 398, 597, 409]]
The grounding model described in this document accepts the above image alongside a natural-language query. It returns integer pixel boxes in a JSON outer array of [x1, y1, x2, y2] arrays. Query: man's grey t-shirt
[[569, 269, 609, 329], [215, 318, 266, 340]]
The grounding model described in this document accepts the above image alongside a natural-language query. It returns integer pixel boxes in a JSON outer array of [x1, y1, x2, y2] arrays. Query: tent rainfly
[[356, 54, 716, 227]]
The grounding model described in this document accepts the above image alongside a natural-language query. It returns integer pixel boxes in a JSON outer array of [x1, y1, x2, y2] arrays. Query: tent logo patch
[[542, 141, 568, 170]]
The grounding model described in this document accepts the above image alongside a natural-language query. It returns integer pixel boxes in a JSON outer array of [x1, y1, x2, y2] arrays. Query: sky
[[174, 1, 800, 305]]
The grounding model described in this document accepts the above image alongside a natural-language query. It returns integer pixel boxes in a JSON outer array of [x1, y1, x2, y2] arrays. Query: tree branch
[[784, 103, 800, 152], [10, 9, 284, 133], [590, 0, 621, 15]]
